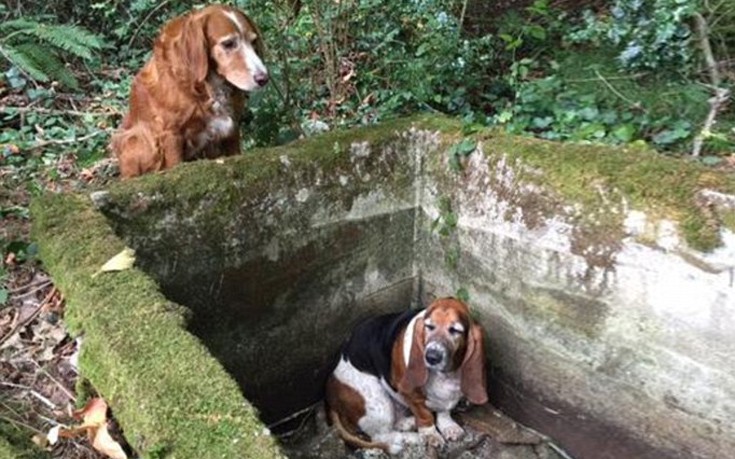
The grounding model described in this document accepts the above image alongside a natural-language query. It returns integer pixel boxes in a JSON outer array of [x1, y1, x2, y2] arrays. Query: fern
[[0, 19, 103, 89], [28, 24, 103, 60], [1, 43, 50, 83], [16, 43, 78, 89]]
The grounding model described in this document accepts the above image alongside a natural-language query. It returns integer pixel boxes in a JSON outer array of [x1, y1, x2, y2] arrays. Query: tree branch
[[691, 12, 729, 157]]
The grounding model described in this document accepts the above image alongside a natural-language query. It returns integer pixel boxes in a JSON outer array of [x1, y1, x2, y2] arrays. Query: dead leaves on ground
[[42, 398, 127, 459]]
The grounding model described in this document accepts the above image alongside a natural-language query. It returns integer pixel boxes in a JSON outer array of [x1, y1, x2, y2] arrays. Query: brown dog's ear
[[461, 324, 488, 405], [160, 13, 209, 90], [398, 318, 428, 393], [178, 15, 209, 85]]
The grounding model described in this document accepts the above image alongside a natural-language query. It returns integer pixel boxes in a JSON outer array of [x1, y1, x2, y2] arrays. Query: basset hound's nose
[[254, 71, 269, 87], [425, 347, 445, 366]]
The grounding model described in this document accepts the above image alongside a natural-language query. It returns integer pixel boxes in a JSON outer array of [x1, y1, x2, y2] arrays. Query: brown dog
[[325, 298, 488, 454], [110, 4, 268, 178]]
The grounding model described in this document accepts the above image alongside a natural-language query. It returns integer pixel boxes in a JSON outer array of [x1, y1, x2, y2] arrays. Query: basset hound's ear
[[398, 319, 428, 393], [461, 323, 488, 405]]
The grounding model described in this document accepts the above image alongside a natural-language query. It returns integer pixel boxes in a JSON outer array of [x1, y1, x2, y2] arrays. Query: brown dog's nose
[[254, 72, 269, 87]]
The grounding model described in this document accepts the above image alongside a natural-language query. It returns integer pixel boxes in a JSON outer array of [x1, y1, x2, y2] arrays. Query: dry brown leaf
[[50, 398, 128, 459], [91, 421, 128, 459], [73, 397, 108, 425]]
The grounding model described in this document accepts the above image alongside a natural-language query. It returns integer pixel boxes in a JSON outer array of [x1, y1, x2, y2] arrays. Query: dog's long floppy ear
[[170, 13, 209, 87], [461, 323, 488, 405], [398, 318, 428, 393]]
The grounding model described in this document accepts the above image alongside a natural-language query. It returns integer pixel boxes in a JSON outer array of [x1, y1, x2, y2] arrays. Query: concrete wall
[[97, 118, 735, 458], [419, 146, 735, 459]]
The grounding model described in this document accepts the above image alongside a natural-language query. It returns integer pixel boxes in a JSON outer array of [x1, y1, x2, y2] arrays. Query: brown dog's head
[[402, 297, 488, 405], [158, 4, 268, 91]]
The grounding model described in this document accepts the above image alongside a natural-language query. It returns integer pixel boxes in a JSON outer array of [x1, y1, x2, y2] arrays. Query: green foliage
[[448, 137, 477, 172], [568, 0, 699, 72], [0, 18, 104, 89], [234, 0, 503, 146], [490, 1, 734, 155]]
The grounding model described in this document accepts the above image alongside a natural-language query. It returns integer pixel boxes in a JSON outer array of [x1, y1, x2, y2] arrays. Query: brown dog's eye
[[449, 327, 463, 336], [425, 323, 436, 332], [222, 38, 237, 50]]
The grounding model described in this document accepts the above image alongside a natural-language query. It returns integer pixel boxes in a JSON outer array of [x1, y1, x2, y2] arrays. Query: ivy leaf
[[456, 138, 477, 156], [444, 212, 458, 228], [700, 156, 723, 166], [612, 124, 636, 142], [652, 126, 690, 146]]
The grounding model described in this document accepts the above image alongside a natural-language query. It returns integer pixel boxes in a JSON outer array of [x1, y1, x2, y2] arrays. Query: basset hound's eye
[[425, 323, 436, 332], [221, 38, 238, 50]]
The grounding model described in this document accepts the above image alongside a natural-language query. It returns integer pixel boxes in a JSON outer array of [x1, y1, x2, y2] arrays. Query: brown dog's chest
[[184, 77, 244, 158]]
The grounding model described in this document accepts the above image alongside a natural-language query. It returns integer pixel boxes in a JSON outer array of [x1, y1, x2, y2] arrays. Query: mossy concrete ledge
[[29, 191, 283, 458], [28, 115, 735, 459]]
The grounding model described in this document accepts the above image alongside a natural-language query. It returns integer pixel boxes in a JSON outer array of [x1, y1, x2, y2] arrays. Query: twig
[[0, 106, 119, 118], [690, 11, 730, 157], [29, 390, 57, 410], [594, 69, 645, 112], [459, 0, 469, 28], [693, 12, 721, 87], [9, 280, 52, 298], [36, 366, 76, 403], [0, 414, 46, 436], [28, 131, 105, 151], [267, 401, 319, 430], [565, 73, 647, 83], [128, 0, 172, 48], [0, 287, 55, 346], [692, 86, 730, 157]]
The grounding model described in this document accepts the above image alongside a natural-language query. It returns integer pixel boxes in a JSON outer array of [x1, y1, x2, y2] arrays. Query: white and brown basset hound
[[325, 298, 488, 454]]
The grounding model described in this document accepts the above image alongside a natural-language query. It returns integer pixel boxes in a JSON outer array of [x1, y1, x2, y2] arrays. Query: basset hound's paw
[[439, 422, 464, 441], [437, 412, 465, 441], [418, 425, 445, 448]]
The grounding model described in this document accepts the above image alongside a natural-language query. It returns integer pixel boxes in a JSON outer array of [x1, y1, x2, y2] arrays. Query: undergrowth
[[1, 0, 734, 259]]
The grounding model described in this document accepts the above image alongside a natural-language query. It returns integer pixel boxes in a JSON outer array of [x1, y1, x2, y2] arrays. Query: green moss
[[30, 194, 282, 459], [480, 132, 735, 252]]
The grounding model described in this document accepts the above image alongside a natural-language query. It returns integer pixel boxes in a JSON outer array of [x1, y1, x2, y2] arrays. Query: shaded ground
[[279, 403, 572, 459]]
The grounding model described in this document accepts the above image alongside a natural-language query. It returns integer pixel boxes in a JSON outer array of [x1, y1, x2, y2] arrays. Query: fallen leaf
[[54, 398, 128, 459], [73, 397, 108, 425], [91, 421, 128, 459], [93, 248, 136, 278]]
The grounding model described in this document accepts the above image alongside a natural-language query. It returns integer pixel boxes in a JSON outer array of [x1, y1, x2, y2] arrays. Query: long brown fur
[[110, 4, 267, 178]]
